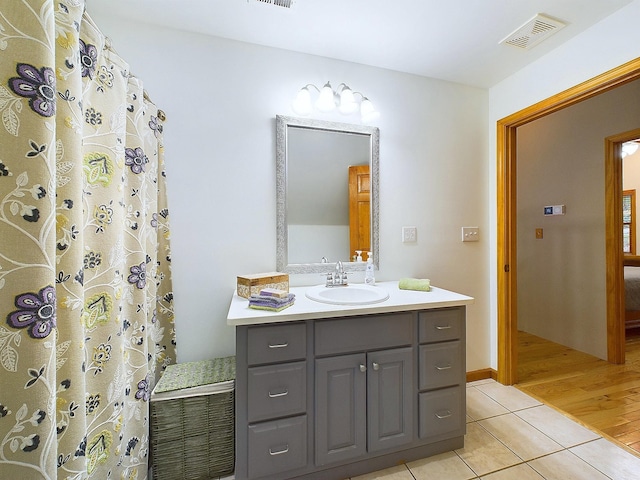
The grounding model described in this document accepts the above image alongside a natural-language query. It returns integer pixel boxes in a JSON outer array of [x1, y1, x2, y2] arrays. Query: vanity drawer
[[315, 313, 413, 356], [247, 322, 306, 366], [419, 386, 464, 440], [248, 361, 306, 423], [248, 415, 308, 478], [419, 341, 462, 390], [418, 308, 463, 344]]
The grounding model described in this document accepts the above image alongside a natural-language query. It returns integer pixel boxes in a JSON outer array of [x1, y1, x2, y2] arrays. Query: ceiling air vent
[[248, 0, 295, 8], [500, 14, 566, 50]]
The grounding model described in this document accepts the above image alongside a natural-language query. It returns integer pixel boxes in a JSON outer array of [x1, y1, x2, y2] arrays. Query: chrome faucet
[[326, 261, 348, 287]]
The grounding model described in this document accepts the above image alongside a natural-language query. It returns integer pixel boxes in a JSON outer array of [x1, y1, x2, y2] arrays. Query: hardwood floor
[[516, 329, 640, 455]]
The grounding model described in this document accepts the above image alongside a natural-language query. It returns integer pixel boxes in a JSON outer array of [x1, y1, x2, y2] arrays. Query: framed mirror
[[276, 115, 380, 274]]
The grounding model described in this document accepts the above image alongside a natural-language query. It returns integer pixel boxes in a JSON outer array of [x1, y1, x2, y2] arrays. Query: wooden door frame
[[497, 57, 640, 385]]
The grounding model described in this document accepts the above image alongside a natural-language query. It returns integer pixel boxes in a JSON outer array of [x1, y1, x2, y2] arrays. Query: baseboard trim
[[466, 368, 498, 383]]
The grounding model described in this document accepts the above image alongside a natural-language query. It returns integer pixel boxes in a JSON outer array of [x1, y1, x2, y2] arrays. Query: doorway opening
[[497, 57, 640, 385]]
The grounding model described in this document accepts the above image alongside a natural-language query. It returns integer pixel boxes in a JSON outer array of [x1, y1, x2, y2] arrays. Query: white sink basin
[[305, 284, 390, 305]]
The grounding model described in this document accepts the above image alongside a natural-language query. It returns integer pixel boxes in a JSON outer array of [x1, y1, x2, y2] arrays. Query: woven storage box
[[150, 356, 235, 480], [236, 271, 289, 298]]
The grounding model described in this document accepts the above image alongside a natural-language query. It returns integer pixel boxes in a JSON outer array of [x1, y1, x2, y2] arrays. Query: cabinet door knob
[[359, 364, 367, 372], [372, 362, 380, 371], [268, 342, 289, 349], [269, 444, 289, 456], [268, 389, 289, 398]]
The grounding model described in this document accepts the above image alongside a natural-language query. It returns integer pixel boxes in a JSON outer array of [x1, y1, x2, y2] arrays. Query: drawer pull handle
[[435, 325, 452, 330], [435, 364, 452, 371], [268, 342, 289, 349], [269, 445, 289, 456], [435, 410, 452, 419], [268, 390, 289, 398], [359, 364, 367, 373]]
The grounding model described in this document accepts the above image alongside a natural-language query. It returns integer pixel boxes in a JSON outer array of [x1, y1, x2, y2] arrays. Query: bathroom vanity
[[227, 281, 473, 480]]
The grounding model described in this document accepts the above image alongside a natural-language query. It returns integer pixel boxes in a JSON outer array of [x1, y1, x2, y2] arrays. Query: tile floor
[[218, 379, 640, 480]]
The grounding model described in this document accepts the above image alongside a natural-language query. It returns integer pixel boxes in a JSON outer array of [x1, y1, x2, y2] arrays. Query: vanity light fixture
[[292, 81, 380, 122]]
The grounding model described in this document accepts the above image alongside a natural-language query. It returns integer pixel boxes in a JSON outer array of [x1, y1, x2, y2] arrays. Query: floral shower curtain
[[0, 1, 177, 478]]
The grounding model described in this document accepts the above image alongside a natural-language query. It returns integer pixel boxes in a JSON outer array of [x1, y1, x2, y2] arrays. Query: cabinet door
[[368, 347, 414, 452], [315, 353, 367, 466]]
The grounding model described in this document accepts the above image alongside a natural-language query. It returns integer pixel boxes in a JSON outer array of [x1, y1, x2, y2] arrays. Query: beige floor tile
[[480, 463, 545, 480], [467, 387, 509, 421], [527, 450, 610, 479], [407, 451, 476, 480], [514, 404, 600, 448], [455, 423, 521, 476], [570, 438, 640, 480], [351, 464, 413, 480], [475, 382, 541, 411], [479, 413, 563, 461]]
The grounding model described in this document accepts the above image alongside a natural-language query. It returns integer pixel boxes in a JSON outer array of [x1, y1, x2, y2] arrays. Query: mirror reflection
[[276, 115, 379, 274]]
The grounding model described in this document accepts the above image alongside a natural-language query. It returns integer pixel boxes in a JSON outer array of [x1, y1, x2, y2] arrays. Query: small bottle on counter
[[364, 252, 375, 285]]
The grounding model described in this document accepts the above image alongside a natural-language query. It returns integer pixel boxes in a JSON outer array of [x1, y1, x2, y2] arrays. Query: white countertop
[[226, 281, 474, 326]]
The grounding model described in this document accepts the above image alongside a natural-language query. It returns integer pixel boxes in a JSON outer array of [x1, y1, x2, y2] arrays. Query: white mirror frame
[[276, 115, 380, 274]]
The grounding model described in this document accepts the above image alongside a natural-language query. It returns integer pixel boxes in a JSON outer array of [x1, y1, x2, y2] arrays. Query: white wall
[[489, 0, 640, 368], [516, 80, 640, 359], [88, 11, 490, 371]]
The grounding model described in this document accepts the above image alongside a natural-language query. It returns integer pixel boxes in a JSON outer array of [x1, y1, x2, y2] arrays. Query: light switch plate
[[462, 227, 479, 242]]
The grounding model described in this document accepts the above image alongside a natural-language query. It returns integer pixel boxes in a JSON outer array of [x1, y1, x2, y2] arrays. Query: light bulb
[[360, 97, 379, 122], [338, 86, 358, 114], [292, 87, 312, 116], [315, 81, 336, 112]]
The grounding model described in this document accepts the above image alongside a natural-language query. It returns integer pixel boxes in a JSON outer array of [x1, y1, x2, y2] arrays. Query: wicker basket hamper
[[150, 356, 235, 480]]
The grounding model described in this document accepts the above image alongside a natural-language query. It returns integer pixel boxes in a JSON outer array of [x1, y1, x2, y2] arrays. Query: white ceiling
[[85, 0, 634, 88]]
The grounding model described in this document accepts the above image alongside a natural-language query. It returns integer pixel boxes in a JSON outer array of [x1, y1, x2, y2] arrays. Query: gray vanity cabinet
[[234, 306, 466, 480]]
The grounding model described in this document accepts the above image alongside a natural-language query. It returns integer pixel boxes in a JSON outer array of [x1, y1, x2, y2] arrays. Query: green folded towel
[[399, 278, 431, 292]]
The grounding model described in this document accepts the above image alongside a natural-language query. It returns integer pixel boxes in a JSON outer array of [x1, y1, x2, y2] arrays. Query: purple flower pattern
[[127, 262, 146, 289], [79, 39, 98, 79], [9, 63, 56, 117], [124, 147, 148, 174], [149, 115, 163, 137], [135, 374, 151, 402], [7, 286, 56, 338]]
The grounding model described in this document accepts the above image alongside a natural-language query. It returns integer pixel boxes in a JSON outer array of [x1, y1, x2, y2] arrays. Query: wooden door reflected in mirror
[[349, 165, 370, 257]]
